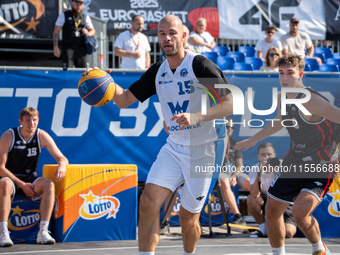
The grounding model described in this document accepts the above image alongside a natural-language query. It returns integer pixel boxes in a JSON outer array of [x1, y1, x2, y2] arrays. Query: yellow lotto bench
[[43, 164, 138, 242]]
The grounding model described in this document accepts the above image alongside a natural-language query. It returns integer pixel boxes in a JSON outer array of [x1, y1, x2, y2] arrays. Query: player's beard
[[162, 40, 182, 57]]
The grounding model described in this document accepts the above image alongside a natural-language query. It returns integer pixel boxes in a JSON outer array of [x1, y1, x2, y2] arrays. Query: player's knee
[[291, 206, 304, 225], [285, 225, 297, 238], [44, 179, 55, 193], [264, 201, 276, 219], [179, 210, 198, 229], [38, 178, 55, 196], [0, 179, 13, 195], [243, 179, 250, 191], [285, 229, 296, 238], [220, 178, 230, 190], [139, 192, 156, 216]]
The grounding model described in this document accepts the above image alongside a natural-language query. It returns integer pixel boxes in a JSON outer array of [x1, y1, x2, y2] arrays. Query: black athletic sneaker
[[249, 230, 267, 238], [160, 220, 170, 235], [233, 214, 246, 225]]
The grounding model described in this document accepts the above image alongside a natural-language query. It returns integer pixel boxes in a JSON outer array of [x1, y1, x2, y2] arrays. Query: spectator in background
[[280, 17, 322, 64], [220, 117, 250, 225], [189, 17, 216, 53], [260, 47, 281, 72], [53, 0, 96, 71], [183, 25, 196, 52], [322, 40, 332, 47], [255, 26, 282, 63], [114, 15, 151, 70], [247, 142, 296, 238]]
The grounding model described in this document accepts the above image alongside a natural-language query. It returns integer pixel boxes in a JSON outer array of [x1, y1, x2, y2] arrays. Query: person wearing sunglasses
[[220, 117, 250, 225], [255, 26, 282, 63], [260, 47, 281, 72]]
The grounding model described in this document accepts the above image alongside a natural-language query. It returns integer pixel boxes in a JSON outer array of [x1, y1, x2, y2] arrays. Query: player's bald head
[[158, 15, 183, 33]]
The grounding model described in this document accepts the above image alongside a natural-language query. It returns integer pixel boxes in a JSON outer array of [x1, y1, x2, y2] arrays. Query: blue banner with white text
[[0, 70, 339, 181]]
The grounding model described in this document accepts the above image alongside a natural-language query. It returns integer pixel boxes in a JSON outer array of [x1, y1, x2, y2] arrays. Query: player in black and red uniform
[[235, 53, 340, 255], [0, 107, 68, 247]]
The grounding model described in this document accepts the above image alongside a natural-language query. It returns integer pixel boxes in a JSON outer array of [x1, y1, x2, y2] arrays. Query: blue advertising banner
[[0, 70, 167, 182], [0, 70, 339, 182]]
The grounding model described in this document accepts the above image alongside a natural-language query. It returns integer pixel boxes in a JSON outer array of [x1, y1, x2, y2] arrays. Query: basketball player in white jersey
[[87, 15, 233, 254]]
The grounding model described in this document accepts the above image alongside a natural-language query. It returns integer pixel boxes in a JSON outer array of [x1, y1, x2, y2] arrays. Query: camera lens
[[268, 157, 280, 167]]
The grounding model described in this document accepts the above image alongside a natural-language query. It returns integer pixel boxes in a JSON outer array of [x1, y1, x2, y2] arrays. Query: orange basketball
[[78, 69, 115, 107]]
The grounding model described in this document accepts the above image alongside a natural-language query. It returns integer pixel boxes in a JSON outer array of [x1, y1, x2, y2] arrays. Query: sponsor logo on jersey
[[167, 122, 201, 132], [8, 205, 40, 231], [291, 106, 296, 115], [168, 100, 189, 116], [180, 68, 188, 77], [14, 146, 26, 149], [327, 189, 340, 217], [159, 72, 173, 84], [196, 196, 204, 201], [79, 190, 120, 220], [302, 156, 313, 161], [159, 80, 173, 84], [314, 181, 323, 186]]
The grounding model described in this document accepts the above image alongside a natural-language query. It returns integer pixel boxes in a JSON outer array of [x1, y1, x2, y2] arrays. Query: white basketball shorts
[[146, 138, 226, 214]]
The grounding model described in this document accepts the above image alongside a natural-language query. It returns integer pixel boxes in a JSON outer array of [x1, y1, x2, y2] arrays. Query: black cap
[[290, 17, 299, 23], [72, 0, 84, 2]]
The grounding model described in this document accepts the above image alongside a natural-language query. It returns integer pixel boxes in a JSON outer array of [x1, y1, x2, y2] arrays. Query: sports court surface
[[1, 226, 339, 255]]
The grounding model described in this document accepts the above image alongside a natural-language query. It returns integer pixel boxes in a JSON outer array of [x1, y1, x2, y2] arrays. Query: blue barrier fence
[[0, 69, 339, 182]]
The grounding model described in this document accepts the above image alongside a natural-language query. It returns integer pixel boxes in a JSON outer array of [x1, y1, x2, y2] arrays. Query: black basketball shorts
[[267, 152, 338, 205]]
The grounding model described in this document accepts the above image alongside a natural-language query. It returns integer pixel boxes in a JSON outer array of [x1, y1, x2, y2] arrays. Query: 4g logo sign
[[239, 0, 300, 31]]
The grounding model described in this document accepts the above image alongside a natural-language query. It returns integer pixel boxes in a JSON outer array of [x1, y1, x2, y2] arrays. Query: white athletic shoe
[[37, 229, 55, 244], [0, 230, 13, 247]]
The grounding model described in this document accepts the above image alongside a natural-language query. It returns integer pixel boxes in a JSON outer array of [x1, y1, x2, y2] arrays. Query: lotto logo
[[79, 190, 120, 220], [328, 189, 340, 217], [8, 205, 40, 231]]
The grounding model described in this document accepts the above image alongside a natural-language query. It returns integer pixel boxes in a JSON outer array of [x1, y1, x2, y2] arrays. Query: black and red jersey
[[281, 87, 340, 163]]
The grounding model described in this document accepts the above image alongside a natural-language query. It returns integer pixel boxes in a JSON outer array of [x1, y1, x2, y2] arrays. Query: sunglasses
[[267, 31, 275, 34], [269, 53, 279, 57], [226, 126, 235, 129]]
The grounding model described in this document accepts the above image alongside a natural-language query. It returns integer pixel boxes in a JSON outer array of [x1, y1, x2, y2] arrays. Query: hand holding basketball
[[78, 69, 115, 107]]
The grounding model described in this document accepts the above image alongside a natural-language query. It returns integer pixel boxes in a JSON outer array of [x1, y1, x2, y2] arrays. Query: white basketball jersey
[[155, 51, 225, 146]]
